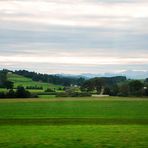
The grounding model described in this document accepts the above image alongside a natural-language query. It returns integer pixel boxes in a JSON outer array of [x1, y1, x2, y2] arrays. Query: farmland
[[8, 73, 62, 92], [0, 97, 147, 147], [0, 97, 148, 120], [0, 125, 147, 148], [0, 70, 148, 147]]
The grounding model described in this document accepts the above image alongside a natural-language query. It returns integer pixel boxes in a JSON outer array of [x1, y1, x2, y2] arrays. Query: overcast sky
[[0, 0, 148, 74]]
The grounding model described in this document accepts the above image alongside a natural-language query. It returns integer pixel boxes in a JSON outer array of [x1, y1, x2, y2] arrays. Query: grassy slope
[[7, 73, 62, 92]]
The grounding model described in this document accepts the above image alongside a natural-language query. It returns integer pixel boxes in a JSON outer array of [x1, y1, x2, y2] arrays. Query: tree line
[[80, 77, 148, 97], [0, 69, 148, 98], [0, 86, 37, 98], [14, 70, 85, 86]]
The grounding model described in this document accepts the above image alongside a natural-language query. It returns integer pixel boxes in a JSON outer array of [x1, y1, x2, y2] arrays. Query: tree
[[6, 89, 15, 98], [94, 78, 105, 94], [109, 85, 119, 96], [4, 81, 14, 89], [145, 78, 148, 83], [0, 92, 5, 98], [103, 87, 111, 95], [129, 80, 143, 96], [0, 70, 14, 89], [16, 86, 31, 98], [118, 83, 129, 96], [0, 70, 7, 87], [144, 88, 148, 96], [81, 80, 95, 92]]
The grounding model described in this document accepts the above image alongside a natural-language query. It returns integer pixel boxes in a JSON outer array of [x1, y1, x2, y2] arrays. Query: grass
[[38, 95, 56, 98], [7, 73, 62, 91], [0, 97, 147, 120], [0, 97, 147, 147], [0, 125, 147, 148], [0, 88, 8, 92]]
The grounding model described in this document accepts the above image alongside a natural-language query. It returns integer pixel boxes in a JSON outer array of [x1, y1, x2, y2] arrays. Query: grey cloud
[[0, 25, 148, 51], [0, 0, 148, 73]]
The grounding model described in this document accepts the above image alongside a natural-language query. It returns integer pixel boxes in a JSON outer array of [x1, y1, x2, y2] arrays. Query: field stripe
[[0, 98, 148, 103], [0, 118, 148, 125]]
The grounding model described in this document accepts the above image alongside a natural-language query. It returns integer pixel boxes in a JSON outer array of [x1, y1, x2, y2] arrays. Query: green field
[[0, 125, 147, 148], [7, 73, 62, 91], [0, 97, 148, 147], [0, 97, 147, 119]]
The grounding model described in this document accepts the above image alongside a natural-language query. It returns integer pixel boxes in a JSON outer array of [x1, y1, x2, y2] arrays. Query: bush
[[56, 92, 69, 97], [57, 87, 63, 91], [0, 87, 38, 99], [4, 81, 14, 89], [6, 89, 16, 98], [16, 86, 31, 98], [30, 93, 38, 98], [0, 92, 5, 98], [37, 92, 58, 95], [45, 88, 55, 92], [26, 86, 43, 90], [56, 92, 91, 97]]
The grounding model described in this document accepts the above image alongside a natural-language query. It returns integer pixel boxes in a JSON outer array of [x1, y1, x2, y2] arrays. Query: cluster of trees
[[0, 70, 14, 89], [81, 76, 126, 93], [0, 86, 37, 98], [145, 78, 148, 83], [14, 70, 85, 86], [81, 76, 148, 97], [56, 86, 91, 97], [107, 80, 147, 97]]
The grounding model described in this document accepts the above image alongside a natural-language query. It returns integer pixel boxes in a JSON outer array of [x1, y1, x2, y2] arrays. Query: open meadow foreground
[[0, 97, 147, 148]]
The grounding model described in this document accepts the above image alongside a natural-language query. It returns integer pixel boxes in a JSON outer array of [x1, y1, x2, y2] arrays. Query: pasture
[[0, 97, 148, 120], [0, 125, 147, 148], [0, 97, 147, 147], [8, 73, 62, 91]]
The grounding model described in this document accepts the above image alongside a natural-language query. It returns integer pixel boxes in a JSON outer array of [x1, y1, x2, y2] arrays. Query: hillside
[[7, 73, 62, 92]]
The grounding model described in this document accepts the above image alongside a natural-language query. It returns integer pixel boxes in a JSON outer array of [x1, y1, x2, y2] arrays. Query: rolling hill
[[7, 73, 62, 92]]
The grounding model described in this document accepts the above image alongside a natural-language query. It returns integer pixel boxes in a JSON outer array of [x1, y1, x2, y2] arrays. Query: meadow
[[0, 97, 147, 147], [0, 125, 147, 148], [7, 73, 62, 92], [0, 97, 148, 120]]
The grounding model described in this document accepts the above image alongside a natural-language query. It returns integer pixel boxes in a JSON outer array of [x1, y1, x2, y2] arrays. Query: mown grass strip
[[0, 97, 148, 103], [0, 118, 148, 125]]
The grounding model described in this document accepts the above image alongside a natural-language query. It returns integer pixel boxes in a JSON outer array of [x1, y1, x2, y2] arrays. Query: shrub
[[0, 92, 5, 98], [16, 86, 31, 98], [26, 86, 43, 90], [45, 88, 55, 92], [56, 92, 91, 97], [6, 89, 16, 98], [4, 81, 14, 89]]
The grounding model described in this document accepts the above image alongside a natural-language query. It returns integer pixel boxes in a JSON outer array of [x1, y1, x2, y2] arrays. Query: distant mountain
[[78, 70, 148, 79], [118, 70, 148, 79], [57, 70, 148, 79]]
